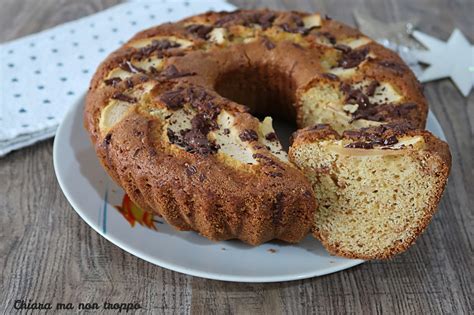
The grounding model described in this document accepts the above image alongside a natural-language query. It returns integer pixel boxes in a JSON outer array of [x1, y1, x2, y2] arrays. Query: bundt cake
[[289, 123, 451, 259], [84, 9, 450, 256]]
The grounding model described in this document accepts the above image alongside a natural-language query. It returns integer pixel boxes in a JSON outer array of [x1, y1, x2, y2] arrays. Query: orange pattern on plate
[[115, 194, 158, 230]]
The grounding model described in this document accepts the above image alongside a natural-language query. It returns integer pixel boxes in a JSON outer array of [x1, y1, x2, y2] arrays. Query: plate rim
[[53, 93, 446, 282]]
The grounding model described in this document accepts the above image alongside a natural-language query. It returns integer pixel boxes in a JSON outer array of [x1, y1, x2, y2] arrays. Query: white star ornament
[[412, 29, 474, 96]]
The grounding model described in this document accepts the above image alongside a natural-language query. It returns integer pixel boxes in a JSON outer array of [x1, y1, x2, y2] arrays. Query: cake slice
[[289, 123, 451, 259]]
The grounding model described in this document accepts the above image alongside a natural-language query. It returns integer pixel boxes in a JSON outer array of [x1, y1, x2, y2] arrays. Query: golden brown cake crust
[[86, 82, 316, 245], [85, 9, 434, 247], [291, 124, 451, 259]]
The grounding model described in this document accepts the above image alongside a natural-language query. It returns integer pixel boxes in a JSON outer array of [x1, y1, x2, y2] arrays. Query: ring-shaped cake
[[85, 10, 450, 258]]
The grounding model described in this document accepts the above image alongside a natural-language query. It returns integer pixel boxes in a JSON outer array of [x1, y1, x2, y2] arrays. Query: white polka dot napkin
[[0, 0, 236, 157]]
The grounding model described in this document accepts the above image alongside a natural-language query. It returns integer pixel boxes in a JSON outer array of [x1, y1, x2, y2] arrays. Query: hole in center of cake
[[214, 64, 298, 151], [214, 64, 298, 121]]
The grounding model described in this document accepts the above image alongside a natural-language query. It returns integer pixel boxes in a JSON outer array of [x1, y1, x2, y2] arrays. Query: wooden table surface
[[1, 0, 472, 313]]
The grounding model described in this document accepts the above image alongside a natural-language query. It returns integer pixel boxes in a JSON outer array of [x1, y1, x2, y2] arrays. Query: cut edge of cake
[[289, 123, 451, 259]]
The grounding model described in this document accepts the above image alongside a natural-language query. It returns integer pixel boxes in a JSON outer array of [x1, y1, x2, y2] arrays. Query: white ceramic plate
[[53, 95, 446, 282]]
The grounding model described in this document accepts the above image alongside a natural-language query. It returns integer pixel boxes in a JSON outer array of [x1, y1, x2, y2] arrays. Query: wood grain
[[1, 0, 472, 314]]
